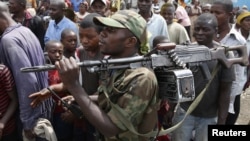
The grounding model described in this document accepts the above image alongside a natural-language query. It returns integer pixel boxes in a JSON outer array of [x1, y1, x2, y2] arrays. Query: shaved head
[[0, 1, 16, 35], [50, 0, 66, 9], [213, 0, 233, 13], [61, 28, 76, 39], [45, 40, 63, 51], [195, 13, 218, 30]]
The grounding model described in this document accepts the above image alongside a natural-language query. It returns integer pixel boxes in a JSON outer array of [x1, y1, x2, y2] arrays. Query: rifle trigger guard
[[100, 59, 109, 71]]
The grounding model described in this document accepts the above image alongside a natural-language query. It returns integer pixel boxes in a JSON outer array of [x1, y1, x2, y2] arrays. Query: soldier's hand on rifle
[[55, 57, 81, 89], [59, 95, 75, 110], [29, 88, 52, 108], [60, 95, 75, 105]]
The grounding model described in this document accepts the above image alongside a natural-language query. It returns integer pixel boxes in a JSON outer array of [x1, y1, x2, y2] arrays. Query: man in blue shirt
[[71, 0, 83, 12], [0, 2, 54, 140], [44, 0, 79, 45]]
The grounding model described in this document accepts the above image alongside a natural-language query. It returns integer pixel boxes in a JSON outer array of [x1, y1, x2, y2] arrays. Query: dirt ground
[[235, 90, 250, 125]]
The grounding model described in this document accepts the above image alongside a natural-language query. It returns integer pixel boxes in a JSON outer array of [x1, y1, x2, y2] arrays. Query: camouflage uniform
[[94, 10, 160, 140], [94, 10, 150, 55]]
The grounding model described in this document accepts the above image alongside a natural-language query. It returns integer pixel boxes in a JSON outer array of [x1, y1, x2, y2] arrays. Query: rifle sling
[[101, 64, 219, 138]]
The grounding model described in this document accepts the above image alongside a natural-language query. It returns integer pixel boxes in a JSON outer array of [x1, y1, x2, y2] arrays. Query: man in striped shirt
[[0, 64, 18, 141]]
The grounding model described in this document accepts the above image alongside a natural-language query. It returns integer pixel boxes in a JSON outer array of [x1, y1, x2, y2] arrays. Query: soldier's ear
[[125, 36, 137, 48]]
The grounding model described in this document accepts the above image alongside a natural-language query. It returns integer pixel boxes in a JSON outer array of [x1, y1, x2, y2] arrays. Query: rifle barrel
[[20, 56, 148, 73]]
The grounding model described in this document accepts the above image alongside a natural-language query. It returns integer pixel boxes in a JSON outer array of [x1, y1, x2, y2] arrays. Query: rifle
[[20, 43, 248, 72], [21, 43, 249, 102], [47, 87, 84, 119]]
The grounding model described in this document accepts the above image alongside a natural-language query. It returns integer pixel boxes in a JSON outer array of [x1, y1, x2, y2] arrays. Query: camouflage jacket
[[98, 67, 160, 141]]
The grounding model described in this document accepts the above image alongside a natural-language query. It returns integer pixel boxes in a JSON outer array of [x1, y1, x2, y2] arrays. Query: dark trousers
[[0, 128, 18, 141], [52, 113, 74, 141], [184, 26, 191, 40], [226, 94, 241, 124], [73, 120, 102, 141]]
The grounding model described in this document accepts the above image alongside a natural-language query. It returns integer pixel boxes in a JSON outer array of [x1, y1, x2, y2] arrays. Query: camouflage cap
[[93, 10, 149, 54]]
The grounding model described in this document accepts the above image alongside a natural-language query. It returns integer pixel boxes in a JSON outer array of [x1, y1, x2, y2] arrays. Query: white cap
[[242, 5, 248, 10], [90, 0, 107, 6]]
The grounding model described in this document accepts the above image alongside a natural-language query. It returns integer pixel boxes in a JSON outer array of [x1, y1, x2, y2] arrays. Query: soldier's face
[[99, 26, 132, 57]]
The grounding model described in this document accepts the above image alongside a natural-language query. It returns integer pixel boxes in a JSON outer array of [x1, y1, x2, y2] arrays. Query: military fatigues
[[93, 10, 159, 140], [98, 68, 160, 141]]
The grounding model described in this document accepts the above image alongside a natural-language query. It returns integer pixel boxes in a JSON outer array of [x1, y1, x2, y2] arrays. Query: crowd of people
[[0, 0, 249, 141]]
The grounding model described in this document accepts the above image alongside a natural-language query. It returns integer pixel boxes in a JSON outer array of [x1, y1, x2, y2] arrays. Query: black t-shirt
[[78, 47, 104, 95], [181, 47, 235, 118]]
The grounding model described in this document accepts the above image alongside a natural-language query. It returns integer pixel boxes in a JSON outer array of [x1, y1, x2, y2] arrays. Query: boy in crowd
[[160, 3, 190, 45], [30, 13, 104, 141], [45, 40, 74, 141], [61, 29, 79, 60]]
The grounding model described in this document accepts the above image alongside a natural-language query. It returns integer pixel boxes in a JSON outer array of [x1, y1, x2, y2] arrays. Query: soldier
[[29, 10, 160, 140]]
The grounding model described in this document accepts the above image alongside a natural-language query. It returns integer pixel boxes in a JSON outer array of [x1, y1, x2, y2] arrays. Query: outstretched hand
[[29, 88, 51, 108]]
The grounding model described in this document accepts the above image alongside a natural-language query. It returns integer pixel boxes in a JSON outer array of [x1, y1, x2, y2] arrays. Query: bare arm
[[29, 82, 67, 107], [89, 94, 98, 102], [56, 57, 121, 137], [217, 81, 232, 124]]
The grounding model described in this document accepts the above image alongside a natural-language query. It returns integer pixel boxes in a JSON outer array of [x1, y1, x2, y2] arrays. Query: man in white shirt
[[138, 0, 169, 51]]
